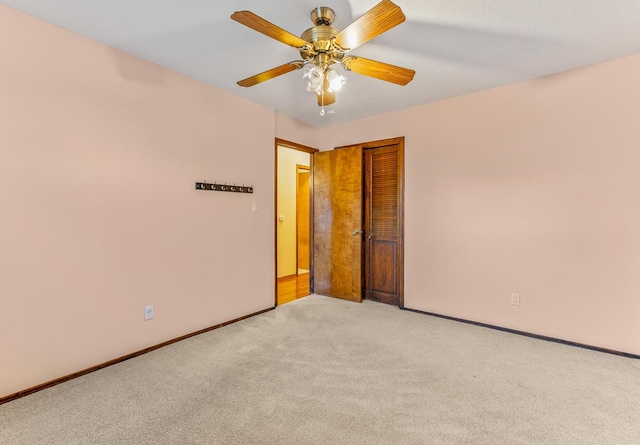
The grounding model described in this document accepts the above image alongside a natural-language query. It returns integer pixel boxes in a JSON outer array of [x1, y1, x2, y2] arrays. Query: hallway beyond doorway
[[277, 273, 310, 305]]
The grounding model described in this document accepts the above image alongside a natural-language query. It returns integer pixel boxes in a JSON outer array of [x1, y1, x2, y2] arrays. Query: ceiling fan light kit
[[231, 0, 415, 115]]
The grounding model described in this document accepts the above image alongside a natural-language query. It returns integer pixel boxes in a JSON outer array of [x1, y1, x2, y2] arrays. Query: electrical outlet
[[252, 201, 258, 213], [144, 305, 154, 320], [511, 293, 520, 306]]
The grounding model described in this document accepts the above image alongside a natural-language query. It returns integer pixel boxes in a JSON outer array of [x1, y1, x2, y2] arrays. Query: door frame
[[274, 138, 319, 306], [295, 164, 311, 274], [335, 137, 405, 308]]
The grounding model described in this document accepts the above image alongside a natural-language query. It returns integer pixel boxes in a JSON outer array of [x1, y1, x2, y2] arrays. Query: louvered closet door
[[364, 144, 402, 306]]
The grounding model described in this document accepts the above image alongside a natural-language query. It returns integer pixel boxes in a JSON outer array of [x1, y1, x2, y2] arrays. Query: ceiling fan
[[231, 0, 415, 113]]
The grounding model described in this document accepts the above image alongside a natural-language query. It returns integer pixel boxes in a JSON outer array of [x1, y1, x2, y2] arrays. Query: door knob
[[352, 229, 362, 235]]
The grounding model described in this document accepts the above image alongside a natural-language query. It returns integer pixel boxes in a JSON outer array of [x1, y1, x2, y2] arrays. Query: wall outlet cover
[[144, 305, 154, 320]]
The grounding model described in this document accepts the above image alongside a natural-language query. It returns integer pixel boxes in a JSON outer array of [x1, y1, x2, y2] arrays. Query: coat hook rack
[[195, 181, 253, 194]]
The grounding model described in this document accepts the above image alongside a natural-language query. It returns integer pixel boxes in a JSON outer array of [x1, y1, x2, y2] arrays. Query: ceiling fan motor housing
[[300, 7, 343, 65]]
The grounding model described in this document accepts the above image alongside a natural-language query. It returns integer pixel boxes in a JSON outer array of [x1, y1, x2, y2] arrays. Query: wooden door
[[363, 142, 404, 306], [327, 138, 405, 307], [313, 147, 363, 302]]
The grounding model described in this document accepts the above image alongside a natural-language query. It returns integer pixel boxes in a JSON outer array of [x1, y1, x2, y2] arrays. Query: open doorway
[[275, 139, 318, 306], [275, 137, 404, 308]]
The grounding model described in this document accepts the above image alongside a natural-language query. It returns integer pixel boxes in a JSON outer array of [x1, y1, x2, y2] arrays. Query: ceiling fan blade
[[238, 61, 305, 87], [317, 79, 336, 106], [343, 56, 415, 85], [231, 11, 309, 49], [334, 0, 406, 51]]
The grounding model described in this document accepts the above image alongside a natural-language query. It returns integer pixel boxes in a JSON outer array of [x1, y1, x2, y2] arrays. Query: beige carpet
[[1, 294, 639, 444]]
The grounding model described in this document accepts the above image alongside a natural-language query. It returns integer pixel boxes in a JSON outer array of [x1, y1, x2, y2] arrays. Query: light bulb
[[303, 65, 326, 94], [326, 69, 346, 92]]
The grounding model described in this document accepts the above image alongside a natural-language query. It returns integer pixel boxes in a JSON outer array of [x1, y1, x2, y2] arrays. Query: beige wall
[[320, 54, 640, 355], [276, 147, 310, 278], [275, 114, 320, 149], [0, 6, 275, 397]]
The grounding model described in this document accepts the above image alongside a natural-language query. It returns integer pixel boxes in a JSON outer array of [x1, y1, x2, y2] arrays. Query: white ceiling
[[3, 0, 640, 127]]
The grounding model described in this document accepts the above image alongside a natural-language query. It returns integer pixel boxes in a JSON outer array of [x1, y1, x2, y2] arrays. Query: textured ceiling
[[3, 0, 640, 127]]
